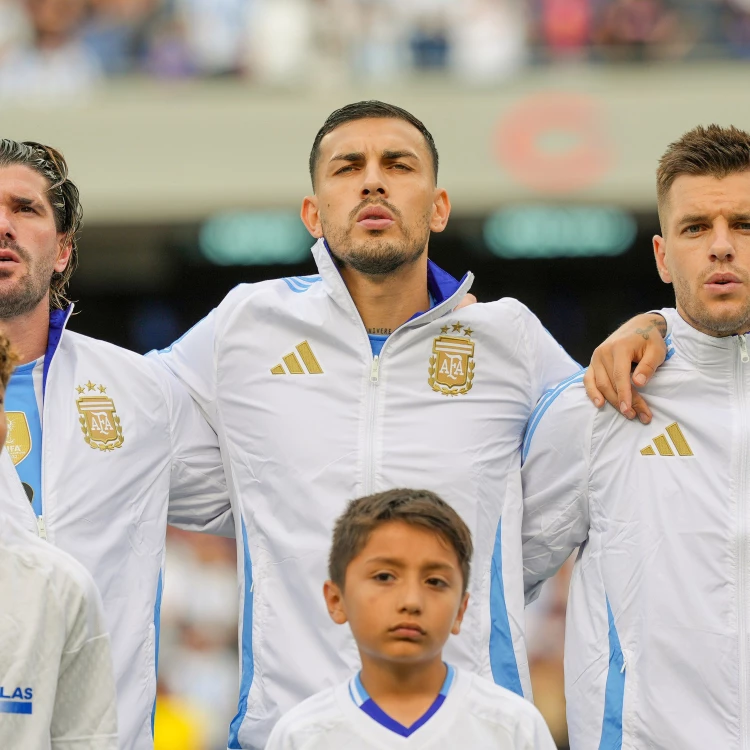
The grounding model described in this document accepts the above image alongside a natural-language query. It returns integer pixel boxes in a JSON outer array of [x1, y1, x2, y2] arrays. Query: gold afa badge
[[428, 322, 476, 396], [76, 382, 124, 451], [5, 411, 31, 465]]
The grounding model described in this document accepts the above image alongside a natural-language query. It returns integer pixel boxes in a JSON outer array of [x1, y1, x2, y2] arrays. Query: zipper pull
[[370, 355, 380, 383], [740, 334, 749, 363], [36, 515, 47, 540]]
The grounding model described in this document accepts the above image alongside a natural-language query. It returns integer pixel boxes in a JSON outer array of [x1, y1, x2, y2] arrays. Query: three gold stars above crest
[[440, 321, 474, 337], [76, 382, 107, 394]]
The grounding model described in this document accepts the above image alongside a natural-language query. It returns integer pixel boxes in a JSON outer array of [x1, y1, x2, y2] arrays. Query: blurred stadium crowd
[[2, 0, 750, 100]]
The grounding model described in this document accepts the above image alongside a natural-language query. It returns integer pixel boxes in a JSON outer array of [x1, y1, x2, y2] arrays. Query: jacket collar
[[668, 307, 747, 368], [42, 304, 74, 395], [310, 238, 474, 331]]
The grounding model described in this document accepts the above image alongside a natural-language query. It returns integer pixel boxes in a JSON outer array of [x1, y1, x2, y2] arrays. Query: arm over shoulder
[[521, 379, 593, 604]]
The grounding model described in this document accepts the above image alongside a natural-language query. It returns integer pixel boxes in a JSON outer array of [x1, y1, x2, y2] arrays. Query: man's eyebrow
[[728, 212, 750, 223], [382, 149, 419, 161], [10, 195, 45, 210], [329, 151, 365, 164], [677, 213, 709, 227]]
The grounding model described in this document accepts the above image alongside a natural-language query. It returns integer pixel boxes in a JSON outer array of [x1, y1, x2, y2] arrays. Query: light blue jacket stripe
[[151, 569, 163, 737], [228, 519, 254, 749], [522, 371, 585, 462], [599, 596, 625, 750], [489, 517, 523, 695]]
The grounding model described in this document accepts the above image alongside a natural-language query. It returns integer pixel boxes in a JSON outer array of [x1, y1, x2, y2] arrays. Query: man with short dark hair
[[156, 100, 666, 749], [522, 123, 750, 749], [0, 140, 231, 750]]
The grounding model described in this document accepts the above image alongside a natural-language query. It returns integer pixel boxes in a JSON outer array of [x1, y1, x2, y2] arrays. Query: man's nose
[[360, 163, 388, 199], [710, 226, 735, 262], [0, 208, 16, 241]]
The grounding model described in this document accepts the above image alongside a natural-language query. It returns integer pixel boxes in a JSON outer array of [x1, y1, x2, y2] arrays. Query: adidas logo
[[271, 341, 324, 375], [640, 422, 693, 456]]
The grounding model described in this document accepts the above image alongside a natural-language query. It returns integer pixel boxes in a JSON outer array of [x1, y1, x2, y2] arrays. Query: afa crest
[[428, 322, 476, 396], [75, 382, 124, 451]]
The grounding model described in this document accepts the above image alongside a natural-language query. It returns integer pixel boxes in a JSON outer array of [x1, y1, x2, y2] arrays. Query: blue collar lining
[[351, 664, 455, 738], [42, 307, 71, 397]]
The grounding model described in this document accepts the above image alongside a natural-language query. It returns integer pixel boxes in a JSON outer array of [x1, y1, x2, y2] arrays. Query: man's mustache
[[0, 238, 27, 261]]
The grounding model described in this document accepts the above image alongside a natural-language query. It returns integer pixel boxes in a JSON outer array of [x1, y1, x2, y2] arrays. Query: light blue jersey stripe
[[599, 597, 625, 749], [522, 370, 586, 462], [151, 570, 163, 737], [228, 519, 254, 749], [489, 517, 523, 695]]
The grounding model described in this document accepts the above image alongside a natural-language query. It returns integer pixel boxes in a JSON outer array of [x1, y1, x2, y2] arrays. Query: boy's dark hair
[[328, 488, 473, 594], [308, 100, 439, 189], [657, 124, 750, 232]]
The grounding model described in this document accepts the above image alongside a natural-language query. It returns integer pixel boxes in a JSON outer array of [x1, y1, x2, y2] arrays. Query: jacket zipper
[[737, 333, 749, 750], [363, 354, 380, 495]]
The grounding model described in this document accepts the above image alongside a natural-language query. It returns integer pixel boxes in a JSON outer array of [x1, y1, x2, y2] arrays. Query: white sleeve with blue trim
[[149, 309, 219, 428], [521, 380, 592, 605]]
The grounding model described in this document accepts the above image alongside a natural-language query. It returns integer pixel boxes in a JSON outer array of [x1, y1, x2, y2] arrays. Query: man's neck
[[358, 653, 447, 727], [340, 259, 430, 336], [1, 302, 51, 365]]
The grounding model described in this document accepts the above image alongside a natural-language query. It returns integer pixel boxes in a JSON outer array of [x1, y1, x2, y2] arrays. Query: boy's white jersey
[[0, 509, 118, 749], [522, 308, 750, 749], [0, 307, 231, 750], [156, 238, 579, 749], [265, 667, 556, 750]]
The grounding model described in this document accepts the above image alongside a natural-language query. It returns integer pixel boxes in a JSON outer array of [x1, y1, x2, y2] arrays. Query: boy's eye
[[426, 577, 448, 588], [373, 572, 394, 582]]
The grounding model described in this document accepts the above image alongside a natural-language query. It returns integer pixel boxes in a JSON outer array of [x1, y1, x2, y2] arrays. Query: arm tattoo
[[635, 317, 667, 340]]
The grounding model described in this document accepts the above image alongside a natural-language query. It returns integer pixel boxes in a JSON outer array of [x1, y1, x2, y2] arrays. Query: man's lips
[[356, 205, 395, 230], [704, 272, 743, 293], [0, 249, 21, 264]]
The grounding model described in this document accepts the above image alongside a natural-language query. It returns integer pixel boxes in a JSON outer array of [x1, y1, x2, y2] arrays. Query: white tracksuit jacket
[[521, 308, 750, 749], [156, 238, 580, 750], [0, 509, 118, 749], [0, 306, 231, 750]]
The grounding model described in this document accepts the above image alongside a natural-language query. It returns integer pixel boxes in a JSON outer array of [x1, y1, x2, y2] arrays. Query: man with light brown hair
[[0, 139, 231, 750], [522, 123, 750, 749]]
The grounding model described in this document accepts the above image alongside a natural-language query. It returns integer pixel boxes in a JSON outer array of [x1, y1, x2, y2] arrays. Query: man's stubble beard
[[674, 271, 750, 336], [324, 202, 432, 277], [0, 239, 55, 319]]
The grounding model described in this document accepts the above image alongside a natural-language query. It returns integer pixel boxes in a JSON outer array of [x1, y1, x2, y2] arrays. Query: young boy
[[0, 332, 118, 748], [265, 488, 556, 749]]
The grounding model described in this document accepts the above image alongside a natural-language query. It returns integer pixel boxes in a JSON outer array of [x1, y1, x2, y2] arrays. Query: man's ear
[[323, 580, 348, 625], [653, 235, 672, 284], [450, 592, 470, 636], [429, 188, 451, 234], [301, 196, 323, 238], [54, 235, 73, 274]]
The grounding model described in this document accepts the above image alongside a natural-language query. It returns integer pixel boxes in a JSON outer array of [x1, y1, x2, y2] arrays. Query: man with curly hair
[[0, 140, 231, 750]]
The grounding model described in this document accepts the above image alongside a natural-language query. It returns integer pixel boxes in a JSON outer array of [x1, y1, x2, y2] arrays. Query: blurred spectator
[[82, 0, 157, 75], [534, 0, 593, 59], [594, 0, 682, 60], [0, 0, 28, 58], [0, 0, 102, 102], [158, 528, 239, 749], [451, 0, 527, 83]]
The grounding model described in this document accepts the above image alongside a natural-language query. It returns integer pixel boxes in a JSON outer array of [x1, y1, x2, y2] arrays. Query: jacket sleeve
[[51, 566, 118, 749], [148, 309, 219, 427], [517, 302, 582, 406], [521, 380, 593, 605], [147, 311, 234, 536], [159, 365, 234, 538]]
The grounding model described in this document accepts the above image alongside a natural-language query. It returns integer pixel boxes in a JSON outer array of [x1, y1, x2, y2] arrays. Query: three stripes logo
[[271, 341, 324, 375], [640, 422, 693, 457]]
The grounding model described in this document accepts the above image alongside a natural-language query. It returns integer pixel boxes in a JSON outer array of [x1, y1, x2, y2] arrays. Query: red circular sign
[[495, 92, 613, 193]]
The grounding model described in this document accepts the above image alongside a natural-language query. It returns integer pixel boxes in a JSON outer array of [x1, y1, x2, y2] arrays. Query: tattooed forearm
[[635, 317, 667, 340]]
